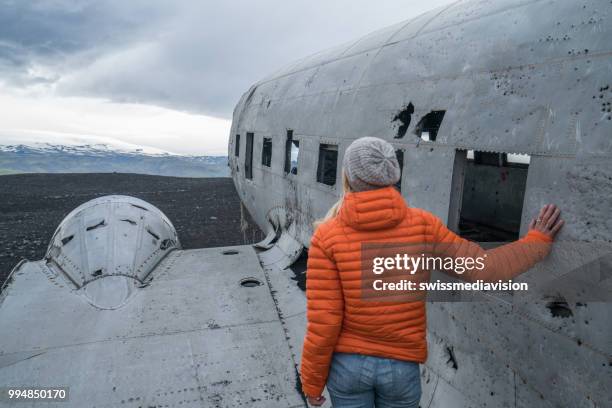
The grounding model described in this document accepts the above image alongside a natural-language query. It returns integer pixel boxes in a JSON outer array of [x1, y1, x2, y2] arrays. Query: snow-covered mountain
[[0, 143, 229, 177]]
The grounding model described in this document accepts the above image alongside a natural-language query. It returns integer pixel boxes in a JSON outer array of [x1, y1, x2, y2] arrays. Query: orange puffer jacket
[[300, 186, 552, 397]]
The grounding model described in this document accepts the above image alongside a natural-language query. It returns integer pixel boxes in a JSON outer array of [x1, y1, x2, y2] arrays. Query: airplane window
[[414, 110, 445, 141], [261, 137, 272, 167], [289, 141, 299, 174], [316, 144, 338, 186], [245, 132, 254, 179], [454, 149, 530, 242], [234, 134, 240, 157], [284, 130, 299, 175], [395, 149, 404, 191]]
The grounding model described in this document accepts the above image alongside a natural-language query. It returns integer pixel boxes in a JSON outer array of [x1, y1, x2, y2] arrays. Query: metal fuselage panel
[[229, 1, 612, 407], [230, 0, 612, 243], [0, 246, 305, 408]]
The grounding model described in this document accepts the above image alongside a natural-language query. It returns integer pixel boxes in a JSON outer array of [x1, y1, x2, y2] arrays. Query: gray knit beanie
[[343, 137, 401, 192]]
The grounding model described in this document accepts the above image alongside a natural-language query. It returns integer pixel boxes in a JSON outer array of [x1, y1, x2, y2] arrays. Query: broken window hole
[[234, 134, 240, 157], [316, 144, 338, 186], [86, 220, 106, 231], [222, 249, 240, 255], [146, 228, 160, 240], [414, 110, 445, 141], [92, 269, 103, 277], [449, 149, 529, 242], [392, 102, 414, 139], [240, 277, 262, 287], [120, 219, 137, 225], [61, 235, 75, 246]]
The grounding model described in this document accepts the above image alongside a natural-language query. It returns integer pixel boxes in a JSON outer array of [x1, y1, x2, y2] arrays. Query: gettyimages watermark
[[360, 241, 612, 302]]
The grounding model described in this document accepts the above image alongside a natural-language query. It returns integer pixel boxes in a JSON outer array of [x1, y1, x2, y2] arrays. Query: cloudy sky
[[0, 0, 453, 155]]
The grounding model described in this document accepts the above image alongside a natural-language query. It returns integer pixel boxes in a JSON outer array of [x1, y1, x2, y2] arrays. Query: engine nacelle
[[45, 195, 180, 309]]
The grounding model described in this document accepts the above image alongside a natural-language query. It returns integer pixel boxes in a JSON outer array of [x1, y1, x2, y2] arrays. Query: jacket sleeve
[[430, 214, 553, 282], [300, 228, 344, 397]]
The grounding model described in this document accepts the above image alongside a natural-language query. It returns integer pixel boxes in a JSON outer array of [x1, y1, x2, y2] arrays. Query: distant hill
[[0, 143, 229, 177]]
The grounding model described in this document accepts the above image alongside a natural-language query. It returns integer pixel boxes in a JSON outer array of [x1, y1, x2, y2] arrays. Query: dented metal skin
[[229, 0, 612, 407]]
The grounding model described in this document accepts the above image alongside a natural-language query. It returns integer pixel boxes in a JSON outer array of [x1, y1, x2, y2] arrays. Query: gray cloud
[[0, 0, 174, 84], [0, 0, 454, 118]]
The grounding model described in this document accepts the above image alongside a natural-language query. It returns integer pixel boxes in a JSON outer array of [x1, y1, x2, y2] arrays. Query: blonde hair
[[314, 171, 352, 228]]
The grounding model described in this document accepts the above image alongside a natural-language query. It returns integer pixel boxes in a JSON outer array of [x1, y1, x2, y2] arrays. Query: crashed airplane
[[1, 0, 611, 407]]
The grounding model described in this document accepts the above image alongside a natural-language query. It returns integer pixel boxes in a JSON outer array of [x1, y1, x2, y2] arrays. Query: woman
[[300, 137, 563, 408]]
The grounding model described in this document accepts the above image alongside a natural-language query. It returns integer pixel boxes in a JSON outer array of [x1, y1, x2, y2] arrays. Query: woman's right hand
[[529, 204, 564, 240]]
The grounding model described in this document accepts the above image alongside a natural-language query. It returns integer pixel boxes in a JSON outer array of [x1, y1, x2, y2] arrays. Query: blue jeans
[[326, 353, 421, 408]]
